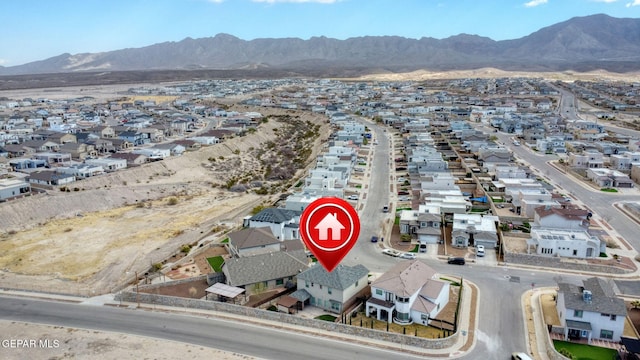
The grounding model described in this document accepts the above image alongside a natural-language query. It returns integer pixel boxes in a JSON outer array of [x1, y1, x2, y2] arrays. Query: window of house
[[276, 278, 284, 286], [600, 329, 614, 339], [611, 314, 617, 321], [305, 281, 309, 288], [355, 280, 359, 287], [421, 314, 428, 321], [328, 288, 332, 295], [331, 302, 340, 312], [574, 310, 583, 318], [397, 312, 409, 321], [375, 289, 383, 296], [319, 285, 323, 289]]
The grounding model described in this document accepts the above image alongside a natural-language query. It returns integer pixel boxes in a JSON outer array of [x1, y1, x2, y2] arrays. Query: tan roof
[[534, 206, 589, 221], [371, 260, 437, 297]]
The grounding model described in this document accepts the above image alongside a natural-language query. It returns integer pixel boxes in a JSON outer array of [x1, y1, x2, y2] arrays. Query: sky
[[1, 0, 639, 67]]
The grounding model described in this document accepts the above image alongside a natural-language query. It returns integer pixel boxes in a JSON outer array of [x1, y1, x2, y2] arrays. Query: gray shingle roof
[[249, 208, 301, 224], [228, 227, 279, 250], [558, 277, 626, 316], [297, 264, 369, 291], [223, 250, 308, 287]]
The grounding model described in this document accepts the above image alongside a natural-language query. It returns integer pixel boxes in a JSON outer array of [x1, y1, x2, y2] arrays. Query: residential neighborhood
[[2, 76, 640, 359]]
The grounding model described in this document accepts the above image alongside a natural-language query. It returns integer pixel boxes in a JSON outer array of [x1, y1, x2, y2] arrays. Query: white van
[[477, 245, 485, 257]]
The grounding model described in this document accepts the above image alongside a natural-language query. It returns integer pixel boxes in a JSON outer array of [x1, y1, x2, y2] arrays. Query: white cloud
[[0, 59, 7, 66], [207, 0, 224, 3], [591, 0, 618, 3], [524, 0, 548, 7], [627, 0, 640, 6], [252, 0, 341, 3]]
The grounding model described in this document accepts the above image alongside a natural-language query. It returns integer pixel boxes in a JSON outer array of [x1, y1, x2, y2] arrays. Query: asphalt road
[[0, 295, 425, 360]]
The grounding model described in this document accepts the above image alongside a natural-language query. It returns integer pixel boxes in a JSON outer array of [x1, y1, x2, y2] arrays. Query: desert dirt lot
[[0, 320, 262, 360], [0, 94, 330, 296]]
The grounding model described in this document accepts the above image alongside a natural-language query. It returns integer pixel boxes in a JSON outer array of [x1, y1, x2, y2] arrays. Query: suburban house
[[28, 170, 76, 188], [243, 208, 302, 240], [398, 210, 442, 244], [532, 206, 590, 231], [527, 228, 603, 258], [586, 168, 634, 188], [222, 250, 308, 297], [556, 277, 627, 343], [366, 260, 449, 325], [451, 213, 498, 249], [0, 178, 31, 201], [227, 227, 281, 257], [108, 152, 148, 166], [293, 263, 369, 314]]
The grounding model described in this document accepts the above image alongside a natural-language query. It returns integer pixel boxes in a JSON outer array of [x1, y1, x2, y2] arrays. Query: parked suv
[[447, 257, 465, 265], [476, 245, 485, 257]]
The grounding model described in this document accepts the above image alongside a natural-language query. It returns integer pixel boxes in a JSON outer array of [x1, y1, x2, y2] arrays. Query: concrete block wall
[[116, 291, 458, 349]]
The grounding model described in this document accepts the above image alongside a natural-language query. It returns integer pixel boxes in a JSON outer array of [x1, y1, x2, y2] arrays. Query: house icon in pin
[[314, 213, 345, 240]]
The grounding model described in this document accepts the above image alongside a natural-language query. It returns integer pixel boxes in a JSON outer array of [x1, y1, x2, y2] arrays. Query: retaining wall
[[504, 253, 630, 274], [116, 291, 458, 349]]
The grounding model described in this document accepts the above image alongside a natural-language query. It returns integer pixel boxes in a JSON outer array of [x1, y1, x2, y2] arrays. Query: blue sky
[[1, 0, 639, 66]]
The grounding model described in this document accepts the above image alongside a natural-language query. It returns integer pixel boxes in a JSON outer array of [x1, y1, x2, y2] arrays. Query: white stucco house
[[527, 228, 603, 258], [366, 260, 450, 325]]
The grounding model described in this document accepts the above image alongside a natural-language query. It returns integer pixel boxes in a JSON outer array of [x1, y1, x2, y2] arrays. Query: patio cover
[[205, 282, 245, 299], [290, 289, 311, 302], [565, 320, 592, 331]]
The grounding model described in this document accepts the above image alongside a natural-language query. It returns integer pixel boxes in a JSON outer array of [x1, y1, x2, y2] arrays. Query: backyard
[[553, 340, 617, 360]]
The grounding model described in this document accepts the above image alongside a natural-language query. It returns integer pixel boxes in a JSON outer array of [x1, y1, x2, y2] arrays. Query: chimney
[[582, 289, 592, 303]]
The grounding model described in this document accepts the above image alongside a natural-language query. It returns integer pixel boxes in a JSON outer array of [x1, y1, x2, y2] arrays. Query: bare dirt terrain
[[0, 320, 262, 360], [0, 97, 330, 296]]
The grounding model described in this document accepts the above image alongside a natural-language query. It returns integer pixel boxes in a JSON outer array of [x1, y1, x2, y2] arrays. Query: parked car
[[447, 257, 466, 265], [511, 353, 533, 360], [476, 245, 485, 257], [399, 253, 416, 260], [371, 236, 378, 243], [419, 244, 427, 253], [397, 191, 409, 195], [382, 249, 400, 257], [347, 195, 359, 200]]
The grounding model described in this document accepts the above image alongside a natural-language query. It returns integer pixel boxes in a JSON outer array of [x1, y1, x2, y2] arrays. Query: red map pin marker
[[299, 197, 361, 272]]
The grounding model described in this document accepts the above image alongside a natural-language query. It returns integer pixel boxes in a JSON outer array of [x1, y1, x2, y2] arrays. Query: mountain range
[[1, 14, 639, 77]]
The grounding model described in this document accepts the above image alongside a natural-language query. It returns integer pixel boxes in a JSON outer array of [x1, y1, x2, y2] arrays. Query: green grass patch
[[410, 244, 419, 253], [206, 256, 225, 272], [553, 340, 616, 360], [315, 314, 337, 322], [396, 207, 411, 212], [599, 252, 608, 257], [491, 197, 504, 203], [295, 180, 303, 187], [355, 184, 362, 189], [600, 188, 618, 193], [221, 237, 229, 244]]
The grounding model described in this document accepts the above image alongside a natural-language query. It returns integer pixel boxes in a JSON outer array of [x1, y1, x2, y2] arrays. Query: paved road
[[0, 295, 424, 360]]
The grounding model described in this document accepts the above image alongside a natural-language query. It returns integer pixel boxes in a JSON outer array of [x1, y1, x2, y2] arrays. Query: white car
[[382, 249, 400, 257], [347, 195, 358, 200], [399, 253, 416, 260], [477, 245, 485, 257]]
